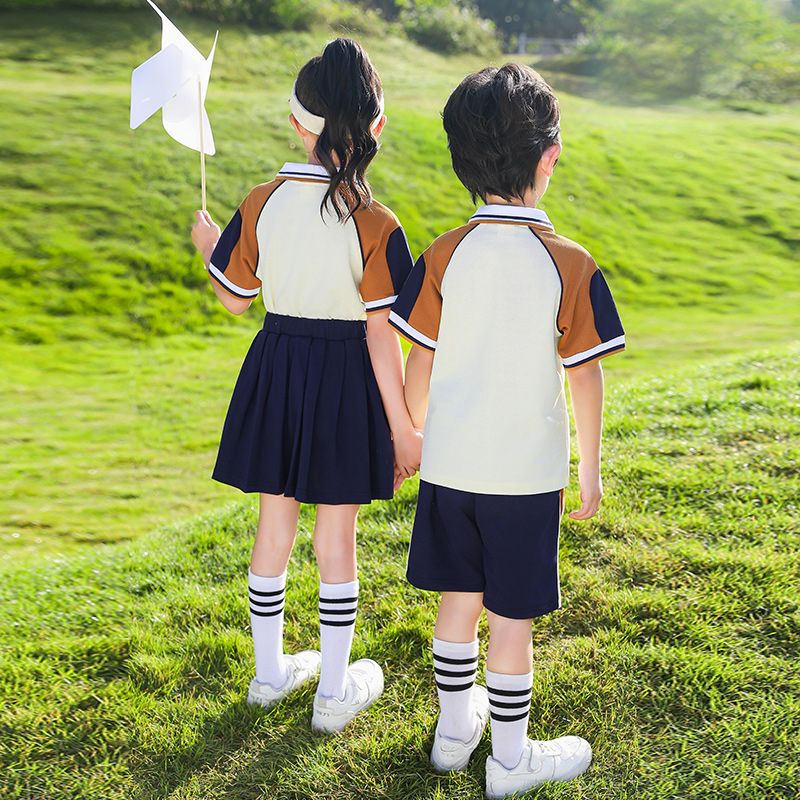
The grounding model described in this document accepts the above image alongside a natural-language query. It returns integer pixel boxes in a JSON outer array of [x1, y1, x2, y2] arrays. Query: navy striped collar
[[470, 204, 554, 229], [277, 162, 330, 183]]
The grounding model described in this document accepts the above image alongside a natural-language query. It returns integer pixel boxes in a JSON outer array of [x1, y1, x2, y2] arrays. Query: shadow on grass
[[127, 693, 332, 800]]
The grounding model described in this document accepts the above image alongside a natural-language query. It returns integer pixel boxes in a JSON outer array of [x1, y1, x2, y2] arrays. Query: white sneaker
[[247, 650, 321, 708], [485, 736, 592, 798], [430, 685, 490, 772], [311, 658, 384, 733]]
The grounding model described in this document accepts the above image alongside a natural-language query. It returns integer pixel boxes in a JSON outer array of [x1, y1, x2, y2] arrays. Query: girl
[[191, 38, 421, 733]]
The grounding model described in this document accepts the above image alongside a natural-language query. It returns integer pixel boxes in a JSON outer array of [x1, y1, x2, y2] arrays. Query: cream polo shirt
[[389, 204, 625, 495], [208, 162, 413, 320]]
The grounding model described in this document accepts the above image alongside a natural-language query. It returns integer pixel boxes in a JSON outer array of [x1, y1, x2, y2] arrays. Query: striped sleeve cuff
[[364, 295, 397, 313], [562, 334, 626, 368], [388, 310, 437, 350], [208, 263, 261, 299]]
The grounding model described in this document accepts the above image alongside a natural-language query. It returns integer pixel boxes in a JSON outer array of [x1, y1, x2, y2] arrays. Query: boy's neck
[[483, 190, 538, 209]]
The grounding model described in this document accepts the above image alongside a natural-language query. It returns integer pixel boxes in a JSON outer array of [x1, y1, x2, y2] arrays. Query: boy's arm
[[404, 345, 434, 430], [366, 311, 423, 477], [192, 210, 254, 316], [566, 360, 604, 520]]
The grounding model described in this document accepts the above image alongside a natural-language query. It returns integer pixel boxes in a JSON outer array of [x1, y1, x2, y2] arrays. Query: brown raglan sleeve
[[207, 182, 282, 299], [355, 204, 414, 312], [557, 253, 625, 368], [387, 225, 475, 350]]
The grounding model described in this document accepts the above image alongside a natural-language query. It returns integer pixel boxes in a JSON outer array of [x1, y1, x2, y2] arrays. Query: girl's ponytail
[[294, 38, 383, 222]]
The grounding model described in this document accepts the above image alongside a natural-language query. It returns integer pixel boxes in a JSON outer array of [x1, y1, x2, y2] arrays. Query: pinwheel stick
[[198, 79, 207, 211]]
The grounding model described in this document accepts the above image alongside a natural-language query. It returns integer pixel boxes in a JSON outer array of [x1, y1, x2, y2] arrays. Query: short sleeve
[[388, 253, 441, 350], [208, 190, 269, 300], [558, 266, 625, 368], [355, 207, 414, 312]]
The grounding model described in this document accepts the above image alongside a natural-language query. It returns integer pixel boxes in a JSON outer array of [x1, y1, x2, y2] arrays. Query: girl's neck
[[305, 149, 340, 169]]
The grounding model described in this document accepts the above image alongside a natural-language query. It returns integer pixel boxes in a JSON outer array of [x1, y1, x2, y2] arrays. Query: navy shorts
[[406, 481, 563, 619]]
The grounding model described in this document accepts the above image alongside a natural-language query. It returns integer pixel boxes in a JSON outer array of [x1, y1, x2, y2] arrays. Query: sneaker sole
[[246, 663, 320, 710], [311, 678, 385, 734], [247, 691, 281, 708], [485, 748, 592, 798], [431, 749, 473, 773]]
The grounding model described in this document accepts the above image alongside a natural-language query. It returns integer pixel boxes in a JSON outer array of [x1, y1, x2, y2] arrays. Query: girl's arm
[[191, 210, 253, 316], [365, 310, 422, 477], [404, 344, 434, 430], [566, 360, 604, 520]]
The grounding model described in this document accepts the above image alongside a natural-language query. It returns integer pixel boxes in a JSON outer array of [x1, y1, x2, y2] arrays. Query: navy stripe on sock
[[320, 618, 357, 627], [434, 667, 477, 678], [489, 699, 530, 709], [249, 597, 284, 607], [318, 596, 358, 604], [250, 606, 284, 617], [318, 606, 358, 615], [433, 654, 478, 666], [436, 680, 474, 692], [490, 710, 530, 722], [487, 686, 532, 697], [248, 587, 285, 597]]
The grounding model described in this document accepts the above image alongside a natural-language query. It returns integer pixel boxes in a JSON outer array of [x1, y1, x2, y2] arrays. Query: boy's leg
[[485, 610, 533, 770], [479, 491, 591, 795], [313, 503, 360, 701], [248, 493, 320, 708], [405, 482, 489, 766], [433, 592, 484, 742], [484, 609, 591, 798]]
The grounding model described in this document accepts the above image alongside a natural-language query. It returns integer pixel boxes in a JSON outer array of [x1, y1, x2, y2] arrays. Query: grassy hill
[[1, 9, 798, 556], [2, 348, 798, 799], [1, 8, 799, 799], [1, 9, 799, 558], [1, 10, 798, 349]]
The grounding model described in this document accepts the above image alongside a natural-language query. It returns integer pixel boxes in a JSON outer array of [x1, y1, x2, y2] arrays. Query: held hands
[[392, 426, 423, 491], [191, 210, 220, 262], [569, 460, 603, 520]]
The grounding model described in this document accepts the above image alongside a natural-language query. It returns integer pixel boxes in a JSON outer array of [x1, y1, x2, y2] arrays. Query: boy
[[389, 65, 625, 797]]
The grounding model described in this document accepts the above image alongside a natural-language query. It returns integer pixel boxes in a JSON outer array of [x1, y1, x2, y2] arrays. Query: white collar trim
[[277, 162, 330, 182], [470, 204, 554, 229]]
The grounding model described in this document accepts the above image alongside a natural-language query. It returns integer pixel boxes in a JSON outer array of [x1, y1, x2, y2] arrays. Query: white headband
[[289, 81, 385, 135]]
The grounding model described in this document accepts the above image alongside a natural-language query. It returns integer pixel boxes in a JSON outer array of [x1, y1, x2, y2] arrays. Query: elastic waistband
[[262, 313, 366, 340]]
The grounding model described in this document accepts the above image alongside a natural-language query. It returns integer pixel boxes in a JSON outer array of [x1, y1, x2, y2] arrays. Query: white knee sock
[[487, 669, 533, 769], [317, 579, 359, 701], [249, 569, 288, 689], [433, 637, 480, 742]]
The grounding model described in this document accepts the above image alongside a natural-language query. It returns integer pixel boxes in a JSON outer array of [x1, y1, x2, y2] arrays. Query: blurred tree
[[354, 0, 475, 20], [581, 0, 797, 99], [476, 0, 604, 43]]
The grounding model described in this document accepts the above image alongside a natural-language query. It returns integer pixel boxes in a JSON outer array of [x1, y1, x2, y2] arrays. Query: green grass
[[0, 13, 796, 556], [1, 9, 799, 798], [1, 10, 799, 554], [2, 348, 798, 799], [0, 334, 242, 555]]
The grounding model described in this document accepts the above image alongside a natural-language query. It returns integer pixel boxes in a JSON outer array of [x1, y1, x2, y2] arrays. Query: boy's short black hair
[[442, 64, 560, 204]]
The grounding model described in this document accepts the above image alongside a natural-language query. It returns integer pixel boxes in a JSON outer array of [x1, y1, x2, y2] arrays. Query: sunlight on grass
[[1, 349, 797, 799], [1, 10, 798, 554]]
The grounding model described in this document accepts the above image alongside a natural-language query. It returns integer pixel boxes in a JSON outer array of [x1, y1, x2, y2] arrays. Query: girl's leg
[[432, 592, 484, 741], [485, 610, 533, 769], [313, 503, 359, 700], [249, 493, 300, 688]]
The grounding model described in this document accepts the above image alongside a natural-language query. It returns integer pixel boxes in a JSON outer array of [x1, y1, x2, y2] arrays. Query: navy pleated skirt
[[213, 313, 394, 504]]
